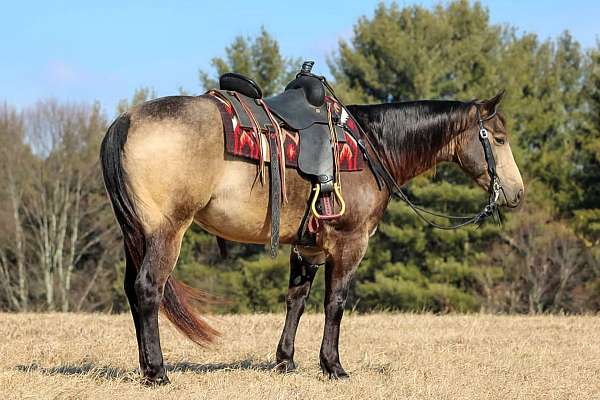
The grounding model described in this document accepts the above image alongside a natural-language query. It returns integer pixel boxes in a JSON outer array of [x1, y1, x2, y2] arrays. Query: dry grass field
[[1, 313, 600, 400]]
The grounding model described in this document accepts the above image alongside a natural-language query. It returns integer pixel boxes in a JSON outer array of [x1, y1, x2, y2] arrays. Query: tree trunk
[[40, 187, 55, 311], [56, 179, 71, 312], [8, 176, 27, 311], [76, 249, 106, 312], [63, 175, 81, 312], [0, 248, 20, 310]]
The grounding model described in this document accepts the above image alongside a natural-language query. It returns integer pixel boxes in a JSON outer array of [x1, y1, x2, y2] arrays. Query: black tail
[[100, 114, 217, 345], [100, 114, 146, 267]]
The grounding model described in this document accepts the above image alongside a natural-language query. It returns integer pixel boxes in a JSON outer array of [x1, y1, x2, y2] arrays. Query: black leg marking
[[276, 249, 319, 372]]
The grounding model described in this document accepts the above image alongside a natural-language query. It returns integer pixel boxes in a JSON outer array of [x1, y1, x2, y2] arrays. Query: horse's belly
[[194, 159, 311, 244]]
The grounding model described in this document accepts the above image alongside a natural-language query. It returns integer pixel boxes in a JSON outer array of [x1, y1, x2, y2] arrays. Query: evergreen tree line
[[0, 1, 598, 313]]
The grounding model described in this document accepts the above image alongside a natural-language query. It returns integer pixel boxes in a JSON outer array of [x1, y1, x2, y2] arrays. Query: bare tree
[[0, 103, 30, 311], [24, 99, 114, 311], [485, 207, 589, 313]]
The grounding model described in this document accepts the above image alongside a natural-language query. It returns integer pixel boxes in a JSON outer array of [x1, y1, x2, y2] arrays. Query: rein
[[320, 78, 503, 230]]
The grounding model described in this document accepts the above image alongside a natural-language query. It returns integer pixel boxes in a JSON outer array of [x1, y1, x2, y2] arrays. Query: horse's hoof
[[142, 374, 171, 386], [275, 359, 297, 373], [320, 361, 349, 379], [329, 370, 350, 379]]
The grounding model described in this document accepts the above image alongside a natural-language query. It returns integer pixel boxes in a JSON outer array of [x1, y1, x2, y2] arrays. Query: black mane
[[347, 100, 475, 182]]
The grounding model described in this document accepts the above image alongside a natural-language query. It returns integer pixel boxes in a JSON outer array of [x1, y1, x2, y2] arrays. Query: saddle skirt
[[207, 91, 365, 173]]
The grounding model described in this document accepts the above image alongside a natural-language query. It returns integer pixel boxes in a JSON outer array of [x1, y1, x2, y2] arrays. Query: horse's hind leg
[[124, 247, 144, 372], [276, 248, 322, 372], [134, 222, 189, 384]]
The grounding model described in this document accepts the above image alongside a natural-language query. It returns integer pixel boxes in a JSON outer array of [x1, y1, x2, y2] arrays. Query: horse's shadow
[[15, 359, 277, 382]]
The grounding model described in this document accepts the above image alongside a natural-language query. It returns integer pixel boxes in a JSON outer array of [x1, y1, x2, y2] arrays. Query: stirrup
[[310, 182, 346, 220]]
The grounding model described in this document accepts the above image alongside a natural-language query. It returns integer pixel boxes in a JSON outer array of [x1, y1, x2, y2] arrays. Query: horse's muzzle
[[506, 188, 524, 208]]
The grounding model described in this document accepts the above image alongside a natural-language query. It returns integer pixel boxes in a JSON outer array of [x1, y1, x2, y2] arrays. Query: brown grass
[[2, 313, 600, 399]]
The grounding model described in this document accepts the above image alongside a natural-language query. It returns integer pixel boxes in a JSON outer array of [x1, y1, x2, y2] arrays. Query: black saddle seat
[[219, 72, 263, 99], [284, 74, 325, 107], [264, 88, 328, 130], [263, 68, 328, 130], [217, 64, 328, 130]]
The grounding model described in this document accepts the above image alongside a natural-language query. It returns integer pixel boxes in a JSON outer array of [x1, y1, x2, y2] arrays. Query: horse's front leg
[[276, 247, 322, 372], [320, 231, 369, 379]]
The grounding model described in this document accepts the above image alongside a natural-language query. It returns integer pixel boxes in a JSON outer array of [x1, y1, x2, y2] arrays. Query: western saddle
[[211, 61, 354, 255]]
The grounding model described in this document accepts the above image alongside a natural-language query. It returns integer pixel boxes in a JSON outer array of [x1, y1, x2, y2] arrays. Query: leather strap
[[267, 125, 281, 257]]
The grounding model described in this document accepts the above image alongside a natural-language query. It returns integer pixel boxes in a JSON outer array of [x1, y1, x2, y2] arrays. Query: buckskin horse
[[100, 65, 524, 384]]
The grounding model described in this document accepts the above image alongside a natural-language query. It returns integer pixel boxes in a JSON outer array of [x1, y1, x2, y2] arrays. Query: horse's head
[[455, 91, 524, 208]]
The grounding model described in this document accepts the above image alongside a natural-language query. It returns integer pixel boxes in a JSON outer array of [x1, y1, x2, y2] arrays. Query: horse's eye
[[495, 137, 506, 145]]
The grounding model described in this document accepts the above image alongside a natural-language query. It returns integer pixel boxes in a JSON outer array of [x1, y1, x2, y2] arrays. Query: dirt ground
[[1, 312, 599, 399]]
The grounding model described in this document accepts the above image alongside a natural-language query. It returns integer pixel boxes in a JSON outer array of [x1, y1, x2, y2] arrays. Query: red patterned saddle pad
[[208, 94, 364, 171]]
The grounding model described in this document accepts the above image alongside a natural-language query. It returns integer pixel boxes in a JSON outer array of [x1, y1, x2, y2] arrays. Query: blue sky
[[1, 0, 598, 114]]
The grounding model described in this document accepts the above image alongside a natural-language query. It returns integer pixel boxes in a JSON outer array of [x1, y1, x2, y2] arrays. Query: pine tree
[[331, 0, 504, 102], [329, 1, 510, 311], [199, 27, 300, 97], [572, 43, 600, 248], [116, 87, 157, 114], [332, 1, 591, 312]]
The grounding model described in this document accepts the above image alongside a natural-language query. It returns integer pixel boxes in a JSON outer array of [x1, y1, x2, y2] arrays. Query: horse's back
[[128, 95, 223, 139]]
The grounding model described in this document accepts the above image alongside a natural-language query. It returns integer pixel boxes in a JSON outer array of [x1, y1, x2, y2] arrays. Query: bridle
[[365, 103, 504, 229], [476, 105, 503, 215], [321, 77, 503, 230]]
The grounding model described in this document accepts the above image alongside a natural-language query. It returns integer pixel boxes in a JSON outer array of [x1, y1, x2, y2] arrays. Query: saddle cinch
[[207, 61, 364, 255]]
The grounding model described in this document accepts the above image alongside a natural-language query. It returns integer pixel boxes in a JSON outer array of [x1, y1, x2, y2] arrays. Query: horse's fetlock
[[320, 348, 338, 364], [276, 345, 294, 361]]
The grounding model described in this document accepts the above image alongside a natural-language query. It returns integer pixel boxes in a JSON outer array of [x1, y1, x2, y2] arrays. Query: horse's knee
[[286, 285, 310, 308], [285, 293, 301, 307], [325, 293, 346, 320]]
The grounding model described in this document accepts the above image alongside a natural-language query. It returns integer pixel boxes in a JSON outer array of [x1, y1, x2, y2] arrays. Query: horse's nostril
[[514, 189, 524, 204]]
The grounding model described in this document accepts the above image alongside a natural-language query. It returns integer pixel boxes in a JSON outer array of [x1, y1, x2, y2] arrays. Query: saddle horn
[[300, 61, 315, 75]]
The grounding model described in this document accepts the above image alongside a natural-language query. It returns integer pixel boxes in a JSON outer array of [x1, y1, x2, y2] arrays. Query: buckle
[[265, 124, 276, 137], [479, 128, 489, 139], [492, 180, 501, 203]]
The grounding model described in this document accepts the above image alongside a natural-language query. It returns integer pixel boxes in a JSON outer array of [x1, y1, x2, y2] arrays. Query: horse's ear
[[480, 90, 505, 117]]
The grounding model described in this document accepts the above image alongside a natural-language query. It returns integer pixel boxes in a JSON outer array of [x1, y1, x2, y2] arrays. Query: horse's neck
[[349, 102, 468, 186], [395, 138, 457, 185]]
